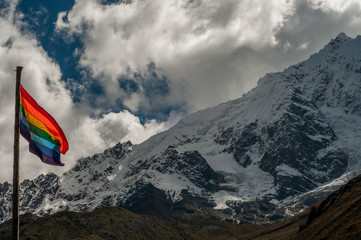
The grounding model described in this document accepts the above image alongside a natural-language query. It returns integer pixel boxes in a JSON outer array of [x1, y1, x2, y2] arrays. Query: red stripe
[[20, 85, 69, 154]]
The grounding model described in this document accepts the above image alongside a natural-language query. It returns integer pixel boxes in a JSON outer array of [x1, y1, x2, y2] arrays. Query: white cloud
[[123, 92, 145, 112], [3, 0, 361, 183], [56, 0, 295, 112], [0, 0, 72, 182], [55, 0, 361, 115], [298, 41, 309, 50], [72, 110, 180, 154], [0, 1, 175, 182], [308, 0, 361, 13]]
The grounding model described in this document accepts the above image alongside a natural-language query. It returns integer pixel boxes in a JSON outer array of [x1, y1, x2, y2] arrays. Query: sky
[[1, 0, 361, 182]]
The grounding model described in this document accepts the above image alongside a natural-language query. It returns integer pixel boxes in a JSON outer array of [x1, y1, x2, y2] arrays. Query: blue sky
[[17, 0, 185, 122], [1, 0, 361, 182], [18, 0, 79, 97]]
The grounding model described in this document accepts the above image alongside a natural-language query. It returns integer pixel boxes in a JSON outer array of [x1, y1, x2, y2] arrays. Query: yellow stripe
[[21, 101, 58, 142]]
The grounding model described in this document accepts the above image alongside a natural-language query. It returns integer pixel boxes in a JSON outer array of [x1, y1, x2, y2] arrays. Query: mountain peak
[[335, 32, 348, 40]]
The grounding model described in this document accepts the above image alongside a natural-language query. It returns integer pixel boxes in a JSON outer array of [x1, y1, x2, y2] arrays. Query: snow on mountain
[[1, 33, 361, 223]]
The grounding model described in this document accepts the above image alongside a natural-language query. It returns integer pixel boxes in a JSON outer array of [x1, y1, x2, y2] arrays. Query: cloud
[[72, 110, 180, 154], [55, 0, 361, 116], [307, 0, 361, 13], [0, 1, 175, 182], [0, 0, 71, 181], [274, 0, 361, 63], [56, 0, 294, 113], [3, 0, 361, 183]]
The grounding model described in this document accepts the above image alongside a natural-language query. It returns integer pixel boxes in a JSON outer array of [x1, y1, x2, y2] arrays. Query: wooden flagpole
[[13, 66, 23, 240]]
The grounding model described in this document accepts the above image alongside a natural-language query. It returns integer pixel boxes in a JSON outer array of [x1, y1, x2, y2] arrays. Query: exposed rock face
[[1, 33, 361, 223], [260, 90, 348, 199]]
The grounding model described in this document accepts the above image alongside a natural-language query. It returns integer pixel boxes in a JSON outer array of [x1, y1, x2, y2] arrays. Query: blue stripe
[[29, 142, 62, 165], [20, 111, 60, 153], [20, 111, 63, 166], [32, 141, 60, 161], [30, 133, 60, 153], [20, 111, 29, 127], [20, 120, 31, 143]]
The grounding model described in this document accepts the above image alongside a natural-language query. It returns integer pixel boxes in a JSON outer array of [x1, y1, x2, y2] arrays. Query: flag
[[19, 85, 69, 166]]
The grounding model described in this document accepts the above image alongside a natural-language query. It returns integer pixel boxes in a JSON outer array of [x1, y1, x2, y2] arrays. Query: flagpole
[[13, 66, 23, 240]]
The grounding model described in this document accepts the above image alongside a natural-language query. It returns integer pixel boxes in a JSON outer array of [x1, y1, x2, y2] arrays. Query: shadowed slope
[[0, 207, 262, 240], [242, 173, 361, 239]]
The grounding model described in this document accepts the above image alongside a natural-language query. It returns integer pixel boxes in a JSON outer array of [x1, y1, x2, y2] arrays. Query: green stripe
[[20, 103, 26, 116], [20, 105, 60, 145], [20, 113, 60, 153], [31, 131, 61, 153]]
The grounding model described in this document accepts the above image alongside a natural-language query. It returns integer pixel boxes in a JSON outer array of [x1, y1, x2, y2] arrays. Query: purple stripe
[[20, 116, 64, 166], [29, 143, 64, 166], [20, 121, 31, 143]]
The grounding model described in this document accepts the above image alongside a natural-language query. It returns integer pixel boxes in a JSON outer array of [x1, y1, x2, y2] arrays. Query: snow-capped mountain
[[2, 33, 361, 223]]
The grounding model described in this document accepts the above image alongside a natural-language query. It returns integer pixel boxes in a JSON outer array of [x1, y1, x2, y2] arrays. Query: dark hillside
[[242, 173, 361, 239], [0, 207, 262, 240]]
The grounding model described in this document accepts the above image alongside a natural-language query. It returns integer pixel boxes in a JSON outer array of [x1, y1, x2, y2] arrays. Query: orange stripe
[[20, 96, 64, 148], [20, 85, 68, 153], [21, 101, 58, 142]]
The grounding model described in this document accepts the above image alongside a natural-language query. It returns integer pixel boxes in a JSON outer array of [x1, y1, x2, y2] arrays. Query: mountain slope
[[1, 33, 361, 223], [242, 171, 361, 240], [2, 171, 361, 240], [0, 207, 262, 240]]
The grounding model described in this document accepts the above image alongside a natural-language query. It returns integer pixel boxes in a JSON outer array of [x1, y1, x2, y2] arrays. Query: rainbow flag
[[19, 85, 69, 166]]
